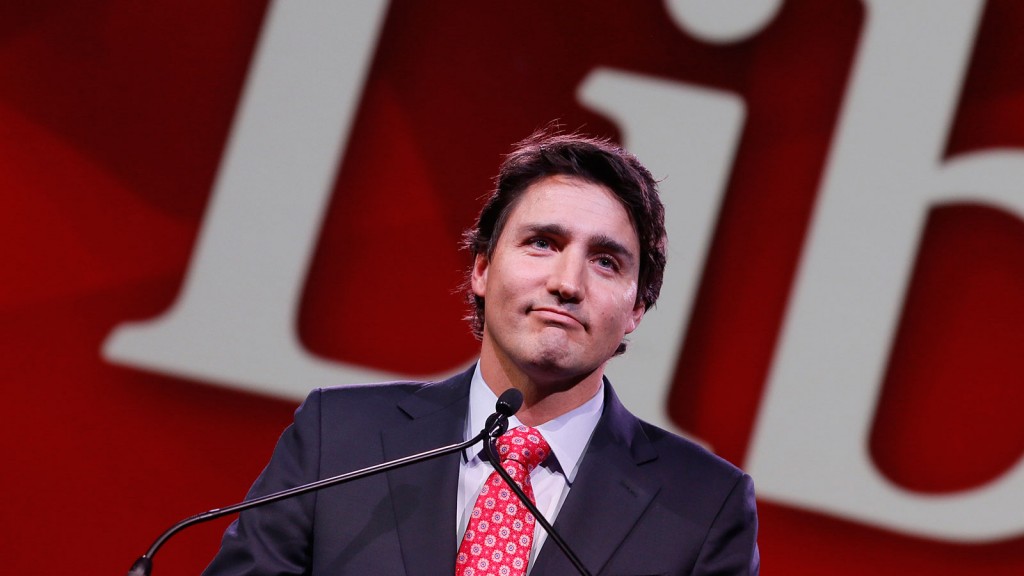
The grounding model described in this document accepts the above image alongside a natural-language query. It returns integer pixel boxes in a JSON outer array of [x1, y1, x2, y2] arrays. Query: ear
[[471, 254, 489, 298], [623, 302, 645, 335]]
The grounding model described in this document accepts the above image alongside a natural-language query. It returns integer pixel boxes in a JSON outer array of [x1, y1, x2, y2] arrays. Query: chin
[[526, 350, 599, 384], [528, 337, 574, 365]]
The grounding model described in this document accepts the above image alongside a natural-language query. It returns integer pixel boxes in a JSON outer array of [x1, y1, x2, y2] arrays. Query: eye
[[595, 256, 619, 271], [529, 237, 551, 250]]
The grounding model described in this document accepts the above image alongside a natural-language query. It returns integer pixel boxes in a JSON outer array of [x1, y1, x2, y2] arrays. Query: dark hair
[[462, 128, 667, 354]]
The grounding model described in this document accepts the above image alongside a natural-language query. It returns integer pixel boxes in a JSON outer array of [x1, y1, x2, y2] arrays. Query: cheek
[[501, 259, 548, 291], [485, 267, 526, 307], [609, 284, 642, 332], [620, 282, 638, 305]]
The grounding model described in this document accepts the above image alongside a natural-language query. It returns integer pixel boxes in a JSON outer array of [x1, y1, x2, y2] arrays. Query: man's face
[[472, 174, 646, 385]]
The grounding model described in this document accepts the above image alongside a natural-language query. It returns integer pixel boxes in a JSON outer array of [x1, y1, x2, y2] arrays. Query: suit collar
[[382, 367, 473, 576], [532, 379, 662, 575], [394, 366, 474, 420]]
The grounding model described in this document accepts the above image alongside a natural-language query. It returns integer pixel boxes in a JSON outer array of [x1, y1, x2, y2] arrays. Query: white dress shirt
[[457, 363, 604, 572]]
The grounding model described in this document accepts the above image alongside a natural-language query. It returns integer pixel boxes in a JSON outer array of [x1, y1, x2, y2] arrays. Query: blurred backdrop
[[4, 0, 1024, 573]]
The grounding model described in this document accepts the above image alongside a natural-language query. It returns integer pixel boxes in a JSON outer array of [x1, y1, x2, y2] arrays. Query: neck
[[478, 343, 605, 427]]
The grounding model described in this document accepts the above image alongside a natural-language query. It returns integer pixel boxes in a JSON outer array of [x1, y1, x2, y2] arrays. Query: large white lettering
[[747, 0, 1024, 542], [580, 70, 745, 436], [103, 0, 400, 397], [581, 0, 778, 437]]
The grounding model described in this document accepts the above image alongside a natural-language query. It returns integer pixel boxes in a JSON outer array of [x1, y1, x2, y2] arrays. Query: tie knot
[[496, 425, 550, 473]]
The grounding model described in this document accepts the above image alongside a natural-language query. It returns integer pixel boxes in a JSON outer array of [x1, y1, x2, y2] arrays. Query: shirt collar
[[464, 361, 604, 484]]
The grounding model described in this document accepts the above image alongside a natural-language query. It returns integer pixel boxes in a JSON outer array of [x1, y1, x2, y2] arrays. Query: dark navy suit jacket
[[203, 367, 759, 575]]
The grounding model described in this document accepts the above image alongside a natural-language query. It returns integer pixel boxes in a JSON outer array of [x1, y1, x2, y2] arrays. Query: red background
[[3, 1, 1024, 573]]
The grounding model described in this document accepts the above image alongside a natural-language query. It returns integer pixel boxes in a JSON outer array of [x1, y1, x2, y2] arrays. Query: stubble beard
[[520, 326, 600, 390]]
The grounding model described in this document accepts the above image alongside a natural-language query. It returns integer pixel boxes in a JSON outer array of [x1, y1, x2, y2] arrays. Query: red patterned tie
[[456, 425, 550, 576]]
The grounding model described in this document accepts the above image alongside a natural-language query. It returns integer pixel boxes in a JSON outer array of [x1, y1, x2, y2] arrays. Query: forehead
[[504, 175, 640, 251]]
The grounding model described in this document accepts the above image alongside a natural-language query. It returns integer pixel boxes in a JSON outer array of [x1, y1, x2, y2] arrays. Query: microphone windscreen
[[496, 388, 524, 417]]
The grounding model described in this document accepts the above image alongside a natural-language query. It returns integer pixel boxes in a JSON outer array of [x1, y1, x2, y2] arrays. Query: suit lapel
[[380, 370, 473, 576], [532, 382, 661, 576]]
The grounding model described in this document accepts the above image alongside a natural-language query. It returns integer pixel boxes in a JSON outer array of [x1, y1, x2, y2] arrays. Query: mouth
[[530, 306, 585, 328]]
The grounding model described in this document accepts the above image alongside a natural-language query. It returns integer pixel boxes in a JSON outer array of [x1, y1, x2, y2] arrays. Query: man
[[204, 130, 759, 575]]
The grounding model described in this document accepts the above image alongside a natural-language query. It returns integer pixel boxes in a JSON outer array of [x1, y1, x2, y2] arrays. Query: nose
[[547, 252, 585, 302]]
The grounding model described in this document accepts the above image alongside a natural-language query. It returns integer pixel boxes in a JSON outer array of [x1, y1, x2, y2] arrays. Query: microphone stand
[[483, 435, 592, 576], [128, 408, 513, 576]]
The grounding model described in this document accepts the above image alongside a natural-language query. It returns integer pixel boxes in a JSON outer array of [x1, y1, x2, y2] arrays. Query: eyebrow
[[522, 223, 638, 265]]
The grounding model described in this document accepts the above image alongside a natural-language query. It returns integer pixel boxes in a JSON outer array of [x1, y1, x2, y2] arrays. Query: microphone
[[484, 387, 523, 438], [127, 392, 525, 576], [496, 387, 524, 417]]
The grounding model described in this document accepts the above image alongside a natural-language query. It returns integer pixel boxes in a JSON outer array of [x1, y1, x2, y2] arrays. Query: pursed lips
[[530, 306, 585, 328]]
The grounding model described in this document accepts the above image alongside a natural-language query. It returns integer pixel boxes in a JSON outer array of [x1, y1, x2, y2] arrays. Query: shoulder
[[312, 379, 436, 409], [295, 367, 475, 430], [638, 419, 747, 487], [627, 417, 758, 543], [600, 382, 753, 514], [633, 421, 760, 574], [600, 382, 748, 489]]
